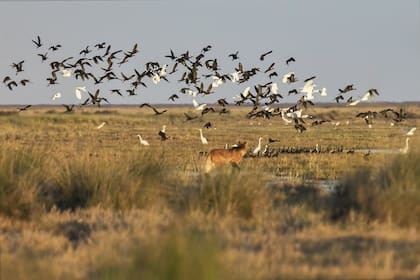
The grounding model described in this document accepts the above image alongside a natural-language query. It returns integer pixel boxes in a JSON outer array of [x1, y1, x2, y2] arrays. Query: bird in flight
[[17, 104, 32, 112], [32, 35, 42, 48], [140, 103, 168, 115], [286, 57, 295, 65], [260, 50, 273, 61]]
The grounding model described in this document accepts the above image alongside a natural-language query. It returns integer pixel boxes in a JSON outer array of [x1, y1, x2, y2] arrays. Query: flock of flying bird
[[1, 35, 414, 151]]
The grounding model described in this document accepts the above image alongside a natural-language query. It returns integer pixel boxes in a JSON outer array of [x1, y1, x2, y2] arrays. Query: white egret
[[75, 86, 86, 100], [405, 127, 416, 136], [52, 92, 62, 100], [282, 72, 295, 84], [137, 134, 150, 146], [253, 137, 263, 155], [192, 99, 207, 111], [61, 69, 72, 78], [198, 129, 208, 144], [96, 122, 106, 129]]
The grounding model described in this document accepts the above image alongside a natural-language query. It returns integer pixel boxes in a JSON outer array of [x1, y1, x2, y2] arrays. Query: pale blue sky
[[0, 0, 418, 105]]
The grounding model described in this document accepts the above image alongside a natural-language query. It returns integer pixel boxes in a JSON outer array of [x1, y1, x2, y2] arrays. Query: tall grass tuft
[[172, 170, 271, 219], [0, 147, 45, 219], [44, 150, 170, 211], [331, 152, 420, 228], [93, 229, 225, 280]]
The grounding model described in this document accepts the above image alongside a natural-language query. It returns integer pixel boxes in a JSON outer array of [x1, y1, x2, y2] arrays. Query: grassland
[[0, 104, 419, 279]]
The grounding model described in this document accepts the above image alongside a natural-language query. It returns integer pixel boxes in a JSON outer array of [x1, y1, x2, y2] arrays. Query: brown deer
[[204, 142, 248, 173]]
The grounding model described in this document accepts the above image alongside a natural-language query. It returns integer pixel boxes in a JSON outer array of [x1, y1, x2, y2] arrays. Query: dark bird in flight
[[339, 84, 356, 93], [38, 52, 48, 62], [165, 49, 176, 60], [19, 79, 30, 86], [79, 45, 91, 56], [94, 42, 106, 49], [62, 104, 74, 112], [304, 76, 316, 82], [3, 76, 11, 84], [264, 62, 275, 73], [168, 94, 179, 101], [203, 122, 212, 129], [217, 98, 228, 107], [49, 44, 62, 51], [110, 89, 123, 96], [286, 57, 295, 65], [32, 35, 42, 48], [260, 50, 273, 61], [288, 89, 298, 95], [228, 51, 239, 60], [6, 80, 18, 90], [335, 95, 344, 103], [17, 104, 31, 112], [140, 103, 167, 115], [367, 88, 379, 96], [11, 60, 24, 74], [294, 123, 307, 133]]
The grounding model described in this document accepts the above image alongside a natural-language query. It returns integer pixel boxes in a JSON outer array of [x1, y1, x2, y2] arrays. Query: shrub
[[331, 152, 420, 228]]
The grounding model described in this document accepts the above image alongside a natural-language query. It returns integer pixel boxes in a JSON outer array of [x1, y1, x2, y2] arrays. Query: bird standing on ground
[[137, 134, 150, 146], [253, 137, 263, 155], [198, 128, 208, 144]]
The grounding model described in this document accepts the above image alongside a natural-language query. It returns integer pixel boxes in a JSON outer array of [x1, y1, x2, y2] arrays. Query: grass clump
[[93, 229, 225, 280], [332, 151, 420, 228], [0, 147, 45, 219]]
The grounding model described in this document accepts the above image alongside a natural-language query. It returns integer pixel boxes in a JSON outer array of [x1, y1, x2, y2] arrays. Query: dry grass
[[0, 104, 419, 279]]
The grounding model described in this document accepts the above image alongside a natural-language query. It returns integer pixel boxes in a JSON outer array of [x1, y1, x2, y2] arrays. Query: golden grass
[[0, 104, 419, 279]]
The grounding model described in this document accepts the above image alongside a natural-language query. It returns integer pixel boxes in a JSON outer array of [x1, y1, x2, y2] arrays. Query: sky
[[0, 0, 419, 105]]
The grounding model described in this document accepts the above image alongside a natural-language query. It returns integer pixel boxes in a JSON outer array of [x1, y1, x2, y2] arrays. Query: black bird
[[37, 52, 48, 62], [203, 122, 212, 129], [202, 45, 212, 52], [219, 108, 229, 115], [79, 45, 91, 56], [140, 103, 167, 115], [201, 107, 215, 116], [19, 79, 30, 86], [62, 104, 74, 112], [334, 95, 344, 103], [6, 80, 18, 90], [158, 125, 168, 141], [339, 84, 356, 93], [268, 72, 278, 79], [110, 89, 123, 96], [3, 76, 11, 84], [17, 105, 31, 112], [217, 98, 228, 107], [11, 60, 24, 74], [168, 94, 179, 101], [32, 35, 42, 48], [367, 88, 379, 96], [264, 62, 275, 73], [228, 51, 239, 60], [260, 50, 273, 60], [94, 42, 106, 49], [288, 89, 298, 95], [165, 49, 176, 60], [286, 57, 295, 65], [49, 44, 61, 51], [304, 76, 316, 82]]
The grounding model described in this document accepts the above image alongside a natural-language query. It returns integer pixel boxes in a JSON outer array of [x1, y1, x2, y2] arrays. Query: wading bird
[[198, 128, 208, 144], [137, 134, 150, 146]]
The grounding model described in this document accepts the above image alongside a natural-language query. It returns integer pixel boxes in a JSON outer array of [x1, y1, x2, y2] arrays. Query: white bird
[[137, 134, 150, 146], [300, 80, 316, 94], [75, 86, 87, 100], [152, 73, 161, 84], [211, 76, 224, 88], [400, 137, 410, 154], [61, 69, 72, 78], [348, 99, 361, 106], [158, 64, 168, 77], [318, 87, 327, 96], [253, 137, 263, 155], [52, 92, 62, 100], [198, 128, 208, 144], [96, 122, 106, 129], [405, 127, 416, 136], [280, 109, 293, 124], [192, 99, 207, 111], [270, 82, 279, 94], [186, 89, 198, 97], [282, 72, 295, 84], [231, 71, 240, 83]]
